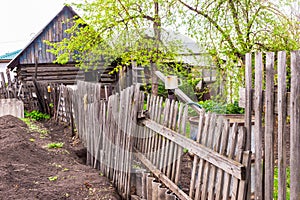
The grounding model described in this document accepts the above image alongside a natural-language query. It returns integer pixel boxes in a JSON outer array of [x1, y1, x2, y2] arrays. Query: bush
[[24, 110, 50, 121], [199, 100, 244, 114]]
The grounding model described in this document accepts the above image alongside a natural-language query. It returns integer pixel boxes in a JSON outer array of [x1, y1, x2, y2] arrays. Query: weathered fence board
[[244, 50, 300, 200], [69, 79, 250, 199], [290, 50, 300, 200], [265, 52, 275, 200], [277, 51, 287, 200], [254, 52, 263, 200], [137, 101, 250, 200]]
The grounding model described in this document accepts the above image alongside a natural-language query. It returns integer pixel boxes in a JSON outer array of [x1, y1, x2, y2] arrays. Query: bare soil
[[0, 115, 120, 200]]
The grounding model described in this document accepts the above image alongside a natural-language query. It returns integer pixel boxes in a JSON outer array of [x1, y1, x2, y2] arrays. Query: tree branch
[[178, 0, 242, 58], [228, 0, 243, 38]]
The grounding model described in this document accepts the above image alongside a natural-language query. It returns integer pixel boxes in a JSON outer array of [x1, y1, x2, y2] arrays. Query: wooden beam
[[24, 75, 82, 81], [34, 56, 38, 79], [155, 71, 202, 114], [21, 71, 82, 76], [140, 118, 246, 180], [21, 66, 80, 72], [25, 79, 80, 85], [134, 149, 192, 200]]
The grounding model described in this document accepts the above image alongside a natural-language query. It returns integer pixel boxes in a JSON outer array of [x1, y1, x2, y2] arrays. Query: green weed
[[48, 176, 58, 181], [274, 167, 290, 199], [47, 142, 64, 149], [63, 168, 69, 172], [24, 110, 50, 121], [21, 118, 48, 135]]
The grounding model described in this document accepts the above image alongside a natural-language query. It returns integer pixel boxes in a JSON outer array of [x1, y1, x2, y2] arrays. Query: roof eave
[[7, 5, 80, 70]]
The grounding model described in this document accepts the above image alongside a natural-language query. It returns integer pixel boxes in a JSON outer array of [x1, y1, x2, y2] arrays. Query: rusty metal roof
[[7, 6, 80, 69]]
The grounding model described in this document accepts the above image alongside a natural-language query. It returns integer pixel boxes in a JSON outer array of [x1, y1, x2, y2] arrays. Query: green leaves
[[47, 142, 64, 149], [24, 110, 50, 121], [46, 0, 300, 99], [199, 100, 244, 114], [46, 0, 183, 73], [177, 0, 300, 99]]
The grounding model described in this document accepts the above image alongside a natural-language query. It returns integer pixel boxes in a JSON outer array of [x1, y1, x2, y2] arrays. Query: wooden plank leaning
[[140, 118, 246, 180]]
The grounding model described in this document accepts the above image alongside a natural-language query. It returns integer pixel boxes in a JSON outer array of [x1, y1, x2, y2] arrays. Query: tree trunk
[[151, 0, 161, 96], [151, 62, 158, 96]]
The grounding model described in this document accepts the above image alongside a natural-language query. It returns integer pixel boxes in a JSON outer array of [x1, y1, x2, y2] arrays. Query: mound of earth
[[0, 115, 120, 200]]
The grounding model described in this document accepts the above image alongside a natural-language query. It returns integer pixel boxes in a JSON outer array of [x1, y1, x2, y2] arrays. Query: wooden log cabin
[[7, 6, 117, 86]]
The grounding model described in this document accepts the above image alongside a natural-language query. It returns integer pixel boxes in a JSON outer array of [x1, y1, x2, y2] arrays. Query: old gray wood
[[265, 52, 275, 200], [222, 123, 238, 200], [189, 111, 205, 198], [277, 51, 287, 200], [214, 119, 230, 200], [135, 150, 192, 200], [254, 52, 263, 200], [141, 118, 246, 180], [290, 50, 300, 200], [244, 53, 253, 199]]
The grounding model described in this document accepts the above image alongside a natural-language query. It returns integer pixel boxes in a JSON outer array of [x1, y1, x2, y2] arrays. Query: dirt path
[[0, 115, 120, 200]]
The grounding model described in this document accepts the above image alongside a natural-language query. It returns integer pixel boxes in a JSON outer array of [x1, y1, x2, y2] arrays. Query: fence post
[[277, 51, 287, 200], [265, 52, 275, 200], [254, 52, 264, 200], [290, 50, 300, 200], [245, 53, 252, 199]]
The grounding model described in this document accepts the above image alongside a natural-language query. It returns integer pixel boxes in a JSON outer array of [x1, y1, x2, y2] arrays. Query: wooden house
[[7, 6, 85, 85]]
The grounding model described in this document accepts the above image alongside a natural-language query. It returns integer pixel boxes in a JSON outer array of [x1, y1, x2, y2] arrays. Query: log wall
[[17, 63, 83, 85]]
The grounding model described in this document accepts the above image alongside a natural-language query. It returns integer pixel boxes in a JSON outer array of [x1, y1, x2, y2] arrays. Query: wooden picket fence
[[240, 50, 300, 200], [136, 95, 251, 200], [70, 80, 251, 199], [71, 81, 140, 198]]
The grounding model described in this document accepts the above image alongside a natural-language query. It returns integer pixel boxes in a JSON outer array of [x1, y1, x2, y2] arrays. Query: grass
[[21, 118, 48, 135], [274, 167, 290, 199], [47, 142, 64, 149]]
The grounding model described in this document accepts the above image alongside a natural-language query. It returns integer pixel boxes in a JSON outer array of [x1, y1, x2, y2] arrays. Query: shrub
[[24, 110, 50, 121], [199, 100, 244, 114]]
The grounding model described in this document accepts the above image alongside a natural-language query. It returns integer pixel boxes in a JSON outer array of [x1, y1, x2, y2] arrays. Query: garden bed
[[0, 115, 120, 199]]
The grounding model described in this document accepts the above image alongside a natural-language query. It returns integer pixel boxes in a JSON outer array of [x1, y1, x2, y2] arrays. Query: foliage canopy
[[47, 0, 300, 99]]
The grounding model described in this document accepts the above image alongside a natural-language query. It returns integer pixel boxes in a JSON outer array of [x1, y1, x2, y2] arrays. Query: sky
[[0, 0, 69, 55]]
